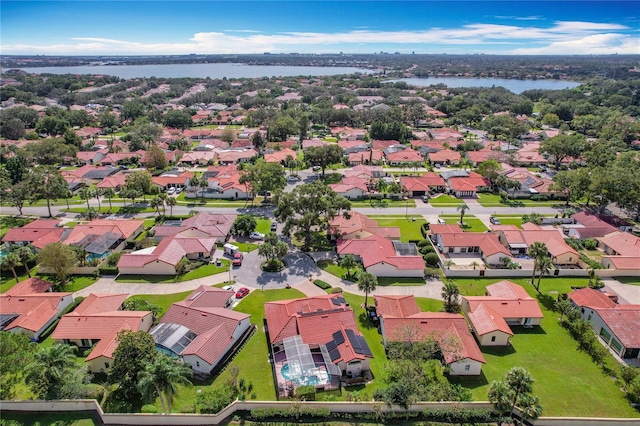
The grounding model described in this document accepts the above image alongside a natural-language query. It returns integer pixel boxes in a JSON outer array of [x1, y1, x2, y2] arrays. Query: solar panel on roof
[[325, 340, 336, 352], [337, 297, 346, 304], [187, 291, 202, 301], [0, 314, 19, 330], [392, 241, 419, 256], [356, 335, 373, 356], [331, 298, 341, 306], [332, 331, 345, 345], [329, 349, 341, 361], [345, 329, 361, 351]]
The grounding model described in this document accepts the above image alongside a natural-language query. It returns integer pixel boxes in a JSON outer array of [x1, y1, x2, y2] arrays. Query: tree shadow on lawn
[[511, 325, 547, 335], [448, 371, 489, 390], [536, 292, 558, 312], [481, 345, 516, 357]]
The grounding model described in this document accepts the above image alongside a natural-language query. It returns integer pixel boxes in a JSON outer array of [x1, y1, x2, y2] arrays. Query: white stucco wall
[[367, 262, 423, 278], [448, 359, 482, 375], [477, 330, 511, 346], [119, 260, 177, 275]]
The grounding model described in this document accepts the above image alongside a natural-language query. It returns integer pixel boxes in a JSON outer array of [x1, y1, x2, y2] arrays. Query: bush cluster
[[313, 279, 331, 290], [249, 407, 331, 421]]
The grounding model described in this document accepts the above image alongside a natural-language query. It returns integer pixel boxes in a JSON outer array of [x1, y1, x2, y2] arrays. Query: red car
[[235, 287, 250, 298], [232, 252, 243, 266]]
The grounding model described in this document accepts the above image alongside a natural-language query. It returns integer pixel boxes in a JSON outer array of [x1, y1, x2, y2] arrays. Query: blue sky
[[1, 1, 638, 55]]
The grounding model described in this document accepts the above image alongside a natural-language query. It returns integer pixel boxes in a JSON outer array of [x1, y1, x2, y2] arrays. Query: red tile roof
[[569, 288, 617, 310], [153, 213, 236, 239], [4, 277, 53, 296], [183, 285, 234, 309], [374, 295, 421, 318], [440, 232, 511, 257], [467, 304, 513, 336], [597, 232, 640, 257], [330, 211, 400, 239], [386, 149, 424, 163], [336, 235, 424, 270], [428, 150, 461, 163], [2, 219, 64, 249], [595, 307, 640, 348], [602, 256, 640, 270], [400, 174, 446, 192], [264, 148, 297, 163], [71, 293, 128, 316], [162, 303, 248, 336]]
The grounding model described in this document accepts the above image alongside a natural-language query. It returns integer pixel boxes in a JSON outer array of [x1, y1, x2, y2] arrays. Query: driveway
[[231, 249, 320, 290], [602, 278, 640, 304]]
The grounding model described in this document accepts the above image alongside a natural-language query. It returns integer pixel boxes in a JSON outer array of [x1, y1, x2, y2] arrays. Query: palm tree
[[518, 394, 543, 425], [340, 254, 358, 279], [102, 187, 115, 211], [444, 259, 455, 269], [536, 256, 553, 291], [505, 366, 534, 414], [456, 203, 469, 226], [2, 251, 21, 282], [158, 193, 167, 216], [470, 261, 480, 270], [78, 187, 92, 210], [137, 354, 193, 413], [459, 157, 473, 171], [441, 280, 461, 313], [188, 176, 200, 197], [15, 245, 35, 278], [358, 272, 378, 309], [527, 242, 548, 288], [93, 188, 102, 211], [488, 380, 513, 426], [198, 176, 209, 202], [166, 196, 177, 217], [24, 343, 78, 400], [150, 196, 162, 216]]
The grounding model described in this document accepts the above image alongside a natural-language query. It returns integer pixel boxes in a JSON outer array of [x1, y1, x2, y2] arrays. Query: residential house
[[96, 173, 127, 192], [337, 235, 424, 277], [343, 165, 385, 179], [385, 148, 424, 167], [442, 171, 490, 198], [2, 219, 65, 250], [430, 223, 511, 266], [597, 232, 640, 273], [98, 151, 144, 166], [329, 176, 370, 200], [466, 150, 510, 167], [400, 173, 446, 197], [150, 286, 251, 376], [501, 166, 561, 199], [63, 219, 144, 261], [374, 295, 485, 375], [76, 150, 107, 165], [569, 288, 640, 361], [187, 166, 250, 200], [152, 171, 194, 191], [152, 212, 236, 244], [329, 211, 400, 240], [427, 149, 461, 166], [52, 293, 153, 373], [338, 140, 368, 154], [179, 151, 217, 166], [265, 294, 373, 396], [495, 223, 579, 265], [563, 211, 619, 240], [216, 148, 258, 165], [461, 281, 544, 346], [264, 148, 297, 164], [0, 278, 73, 340]]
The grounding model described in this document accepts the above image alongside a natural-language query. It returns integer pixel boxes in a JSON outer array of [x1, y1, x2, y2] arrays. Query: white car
[[167, 187, 176, 195], [222, 285, 234, 292], [250, 231, 265, 240]]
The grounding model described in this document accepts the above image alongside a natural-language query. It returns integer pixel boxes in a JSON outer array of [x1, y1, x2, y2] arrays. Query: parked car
[[312, 166, 321, 171], [489, 217, 501, 225], [232, 252, 243, 266], [167, 187, 176, 195], [175, 187, 183, 194], [287, 175, 300, 182], [222, 285, 234, 292], [437, 218, 446, 224], [270, 222, 277, 231], [421, 195, 430, 202], [235, 287, 250, 299], [250, 231, 265, 240]]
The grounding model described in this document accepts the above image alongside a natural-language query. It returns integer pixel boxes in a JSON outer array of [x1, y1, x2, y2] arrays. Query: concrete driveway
[[232, 249, 320, 290]]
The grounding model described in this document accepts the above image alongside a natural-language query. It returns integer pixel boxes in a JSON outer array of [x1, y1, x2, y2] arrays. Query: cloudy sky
[[1, 1, 638, 55]]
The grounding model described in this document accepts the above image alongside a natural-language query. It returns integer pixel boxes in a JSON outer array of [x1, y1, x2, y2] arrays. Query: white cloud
[[2, 20, 636, 55]]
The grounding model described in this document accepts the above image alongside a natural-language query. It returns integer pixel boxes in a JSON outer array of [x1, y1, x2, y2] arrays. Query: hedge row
[[313, 279, 331, 290]]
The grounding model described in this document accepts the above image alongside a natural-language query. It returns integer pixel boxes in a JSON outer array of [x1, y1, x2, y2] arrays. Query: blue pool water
[[280, 363, 330, 386]]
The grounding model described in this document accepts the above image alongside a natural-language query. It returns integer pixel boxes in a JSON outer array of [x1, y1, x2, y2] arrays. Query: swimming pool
[[280, 363, 331, 386]]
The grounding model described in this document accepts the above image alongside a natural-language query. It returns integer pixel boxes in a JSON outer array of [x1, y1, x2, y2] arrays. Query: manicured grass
[[0, 411, 98, 426], [492, 215, 524, 228], [370, 215, 427, 242], [415, 296, 444, 312], [233, 242, 259, 252], [318, 259, 351, 279], [616, 277, 640, 286], [428, 194, 465, 206], [0, 270, 96, 294], [168, 288, 306, 411], [115, 260, 230, 283], [377, 277, 426, 287], [440, 215, 488, 233], [477, 193, 562, 207], [0, 216, 35, 239], [61, 275, 99, 292], [447, 276, 638, 417], [255, 218, 272, 235], [350, 199, 416, 208], [126, 290, 192, 319], [143, 218, 156, 230], [323, 136, 338, 142]]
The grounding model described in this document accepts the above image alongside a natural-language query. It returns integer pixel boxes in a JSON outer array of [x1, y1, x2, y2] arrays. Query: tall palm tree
[[102, 187, 115, 211], [78, 187, 92, 210], [456, 203, 469, 226], [518, 394, 543, 425], [505, 366, 534, 414], [536, 256, 553, 291], [93, 188, 102, 211], [15, 245, 35, 278], [150, 197, 162, 216], [358, 272, 378, 309], [527, 242, 548, 287], [2, 252, 21, 282], [188, 176, 200, 197], [340, 254, 358, 279], [470, 261, 480, 270], [24, 343, 78, 400], [488, 380, 513, 426], [441, 280, 461, 313], [198, 176, 209, 202], [166, 196, 177, 217], [137, 354, 192, 413]]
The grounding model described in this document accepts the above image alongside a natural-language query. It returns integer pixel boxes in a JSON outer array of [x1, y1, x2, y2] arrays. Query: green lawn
[[440, 215, 488, 233], [115, 260, 229, 284], [61, 275, 99, 292], [233, 242, 259, 252], [377, 277, 426, 286], [126, 290, 193, 319], [168, 288, 306, 412], [370, 215, 427, 242], [0, 411, 98, 426], [492, 215, 524, 228], [616, 277, 640, 286], [318, 259, 350, 279], [415, 296, 445, 312], [0, 216, 35, 239], [448, 276, 638, 418], [350, 199, 416, 208], [428, 194, 465, 207], [255, 218, 272, 234], [0, 269, 96, 294], [477, 193, 562, 207]]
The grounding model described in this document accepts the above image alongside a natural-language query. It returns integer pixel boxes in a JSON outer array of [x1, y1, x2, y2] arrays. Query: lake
[[13, 63, 371, 79], [394, 77, 581, 94]]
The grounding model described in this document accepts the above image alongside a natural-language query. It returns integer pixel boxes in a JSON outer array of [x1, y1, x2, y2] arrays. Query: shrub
[[424, 252, 441, 267], [424, 267, 441, 279], [580, 254, 603, 269], [565, 238, 583, 250], [530, 194, 549, 201], [313, 279, 331, 290], [296, 385, 316, 401], [330, 287, 343, 294], [584, 239, 598, 250], [98, 266, 119, 276], [420, 245, 435, 255], [417, 239, 431, 247], [106, 251, 122, 266], [250, 407, 331, 421], [141, 404, 157, 413]]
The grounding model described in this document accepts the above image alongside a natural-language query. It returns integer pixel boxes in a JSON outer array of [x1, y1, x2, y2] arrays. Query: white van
[[223, 243, 239, 256], [437, 218, 446, 225]]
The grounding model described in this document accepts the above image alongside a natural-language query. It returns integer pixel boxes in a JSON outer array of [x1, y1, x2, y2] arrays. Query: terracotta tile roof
[[383, 314, 486, 364], [2, 220, 64, 249], [85, 325, 130, 361], [329, 211, 400, 239], [336, 235, 424, 270], [343, 165, 383, 178], [467, 150, 509, 164], [571, 212, 618, 237], [428, 150, 461, 162], [153, 213, 236, 239], [1, 286, 71, 333], [602, 256, 640, 270], [70, 294, 128, 316], [486, 280, 531, 299], [440, 232, 511, 257], [183, 285, 234, 309], [595, 307, 640, 348], [400, 174, 446, 192], [64, 219, 143, 246], [52, 311, 150, 340], [597, 232, 640, 257], [264, 148, 297, 163], [97, 174, 127, 189], [161, 303, 248, 336], [374, 295, 420, 318], [181, 324, 234, 364], [430, 223, 463, 235], [569, 288, 617, 310], [447, 173, 490, 191], [386, 149, 424, 163], [118, 235, 217, 269], [467, 304, 514, 336], [4, 277, 53, 296], [429, 128, 463, 140]]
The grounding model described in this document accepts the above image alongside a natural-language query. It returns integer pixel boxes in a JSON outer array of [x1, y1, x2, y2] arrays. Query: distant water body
[[13, 63, 370, 79], [396, 77, 581, 94]]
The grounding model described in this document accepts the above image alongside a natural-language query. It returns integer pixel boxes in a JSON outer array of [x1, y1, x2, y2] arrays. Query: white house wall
[[448, 359, 482, 375], [367, 262, 423, 278], [476, 330, 511, 346], [119, 260, 177, 276]]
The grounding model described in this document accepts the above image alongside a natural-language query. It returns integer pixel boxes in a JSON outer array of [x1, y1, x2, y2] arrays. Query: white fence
[[443, 268, 640, 278], [2, 399, 639, 425]]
